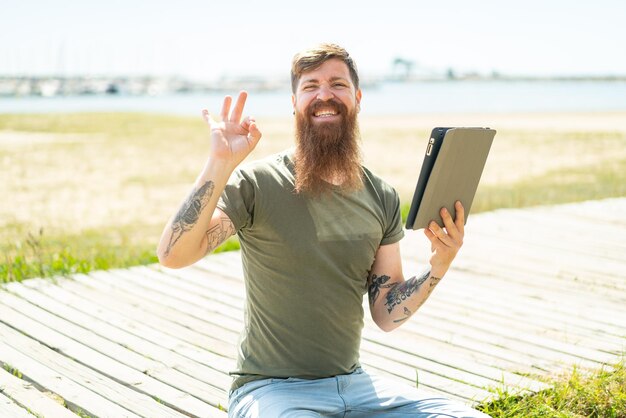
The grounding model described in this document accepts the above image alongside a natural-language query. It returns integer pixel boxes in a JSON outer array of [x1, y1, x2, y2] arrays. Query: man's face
[[292, 58, 362, 123], [291, 58, 364, 195]]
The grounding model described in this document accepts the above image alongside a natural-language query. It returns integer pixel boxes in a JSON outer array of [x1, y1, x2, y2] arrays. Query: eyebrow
[[301, 76, 350, 85]]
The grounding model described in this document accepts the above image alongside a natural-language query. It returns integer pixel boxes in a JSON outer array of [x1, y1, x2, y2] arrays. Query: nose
[[316, 85, 334, 101]]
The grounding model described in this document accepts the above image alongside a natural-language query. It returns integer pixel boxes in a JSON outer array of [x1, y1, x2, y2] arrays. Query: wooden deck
[[1, 198, 625, 417]]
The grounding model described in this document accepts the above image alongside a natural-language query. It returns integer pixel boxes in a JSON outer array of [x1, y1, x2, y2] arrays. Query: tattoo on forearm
[[369, 270, 443, 316], [429, 275, 442, 289], [164, 180, 215, 256], [384, 273, 428, 313], [393, 307, 412, 323], [205, 215, 235, 254]]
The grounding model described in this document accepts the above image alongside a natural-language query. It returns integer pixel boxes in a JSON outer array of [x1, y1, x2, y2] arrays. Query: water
[[1, 80, 625, 117]]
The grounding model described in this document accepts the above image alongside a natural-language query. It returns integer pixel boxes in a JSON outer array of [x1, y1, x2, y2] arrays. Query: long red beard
[[294, 99, 363, 196]]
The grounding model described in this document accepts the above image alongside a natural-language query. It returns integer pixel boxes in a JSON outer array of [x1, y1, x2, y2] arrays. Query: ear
[[356, 89, 362, 112], [291, 94, 296, 108]]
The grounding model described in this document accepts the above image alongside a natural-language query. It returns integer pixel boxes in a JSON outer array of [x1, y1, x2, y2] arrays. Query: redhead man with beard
[[157, 44, 489, 418]]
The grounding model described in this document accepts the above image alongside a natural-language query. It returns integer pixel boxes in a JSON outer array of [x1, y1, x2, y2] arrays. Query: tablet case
[[405, 127, 496, 230]]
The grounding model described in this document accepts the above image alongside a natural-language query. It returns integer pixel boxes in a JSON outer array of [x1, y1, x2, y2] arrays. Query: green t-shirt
[[217, 151, 404, 391]]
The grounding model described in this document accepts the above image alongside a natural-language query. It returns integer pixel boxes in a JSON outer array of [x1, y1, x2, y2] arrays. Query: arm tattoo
[[368, 274, 394, 305], [384, 273, 428, 313], [429, 275, 442, 289], [393, 307, 412, 323], [205, 215, 235, 254], [164, 180, 215, 257]]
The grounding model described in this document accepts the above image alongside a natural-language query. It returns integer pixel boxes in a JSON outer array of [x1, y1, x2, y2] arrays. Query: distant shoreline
[[2, 80, 626, 116], [2, 75, 626, 99]]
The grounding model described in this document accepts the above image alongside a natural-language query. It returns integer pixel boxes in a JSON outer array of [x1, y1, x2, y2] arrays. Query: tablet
[[405, 127, 496, 230]]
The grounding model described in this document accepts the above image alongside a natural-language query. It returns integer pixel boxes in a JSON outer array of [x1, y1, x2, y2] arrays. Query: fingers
[[220, 95, 233, 121], [425, 204, 463, 247], [229, 91, 248, 123], [201, 109, 219, 128], [454, 201, 465, 235], [214, 91, 249, 123], [427, 220, 453, 247], [241, 115, 255, 129]]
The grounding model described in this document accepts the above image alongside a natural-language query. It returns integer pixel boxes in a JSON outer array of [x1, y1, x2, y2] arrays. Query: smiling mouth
[[313, 109, 339, 118]]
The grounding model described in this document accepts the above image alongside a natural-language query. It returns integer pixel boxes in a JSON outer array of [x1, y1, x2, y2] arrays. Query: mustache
[[306, 99, 348, 115]]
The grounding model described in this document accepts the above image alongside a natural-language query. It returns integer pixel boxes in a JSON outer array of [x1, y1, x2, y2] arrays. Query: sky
[[2, 0, 625, 81]]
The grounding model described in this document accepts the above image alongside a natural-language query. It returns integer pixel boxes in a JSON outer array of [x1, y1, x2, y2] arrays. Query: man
[[157, 43, 489, 417]]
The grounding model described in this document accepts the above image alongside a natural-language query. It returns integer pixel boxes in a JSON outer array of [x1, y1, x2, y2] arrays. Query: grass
[[477, 361, 626, 417]]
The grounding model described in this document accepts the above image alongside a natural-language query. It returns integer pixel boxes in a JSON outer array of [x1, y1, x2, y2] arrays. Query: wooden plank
[[421, 294, 625, 356], [421, 270, 626, 343], [411, 276, 626, 349], [0, 336, 141, 418], [0, 297, 227, 417], [0, 366, 77, 418], [402, 248, 626, 327], [3, 282, 233, 396], [133, 265, 245, 309], [363, 323, 561, 375], [473, 208, 626, 253], [0, 392, 34, 418], [414, 240, 626, 296], [105, 268, 244, 322], [85, 269, 243, 332], [359, 339, 548, 394], [8, 280, 233, 391], [395, 304, 614, 368], [60, 274, 239, 359], [359, 350, 495, 402], [358, 363, 469, 405]]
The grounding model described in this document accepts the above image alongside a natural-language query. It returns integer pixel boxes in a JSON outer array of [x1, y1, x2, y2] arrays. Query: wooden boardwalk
[[1, 198, 625, 417]]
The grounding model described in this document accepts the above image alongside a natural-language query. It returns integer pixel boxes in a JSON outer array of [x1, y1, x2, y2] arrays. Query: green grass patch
[[2, 362, 23, 379], [1, 226, 239, 283], [477, 361, 626, 417], [472, 158, 626, 213], [1, 227, 158, 283]]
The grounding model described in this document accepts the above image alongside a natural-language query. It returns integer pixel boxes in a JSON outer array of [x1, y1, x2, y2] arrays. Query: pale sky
[[2, 0, 625, 81]]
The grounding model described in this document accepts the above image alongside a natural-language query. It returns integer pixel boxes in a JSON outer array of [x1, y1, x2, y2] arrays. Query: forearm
[[157, 158, 233, 268], [369, 269, 444, 332]]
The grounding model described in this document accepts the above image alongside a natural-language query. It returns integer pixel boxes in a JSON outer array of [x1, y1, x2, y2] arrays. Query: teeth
[[314, 110, 337, 117]]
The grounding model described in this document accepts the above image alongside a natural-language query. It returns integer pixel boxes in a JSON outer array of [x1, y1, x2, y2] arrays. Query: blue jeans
[[228, 368, 491, 417]]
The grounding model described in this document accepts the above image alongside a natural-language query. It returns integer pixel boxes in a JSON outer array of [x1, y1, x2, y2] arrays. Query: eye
[[333, 82, 348, 88], [302, 84, 317, 91]]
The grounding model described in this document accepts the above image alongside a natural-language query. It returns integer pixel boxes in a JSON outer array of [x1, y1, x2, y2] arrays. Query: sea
[[1, 80, 626, 117]]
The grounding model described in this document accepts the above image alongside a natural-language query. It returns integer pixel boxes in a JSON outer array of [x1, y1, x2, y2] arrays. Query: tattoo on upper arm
[[205, 215, 236, 254], [164, 180, 215, 257]]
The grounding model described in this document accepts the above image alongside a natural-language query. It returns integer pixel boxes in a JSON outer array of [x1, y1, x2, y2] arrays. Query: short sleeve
[[216, 169, 256, 231], [380, 188, 404, 246]]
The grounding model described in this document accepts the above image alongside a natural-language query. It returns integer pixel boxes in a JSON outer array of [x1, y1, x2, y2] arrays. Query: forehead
[[298, 58, 352, 84]]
